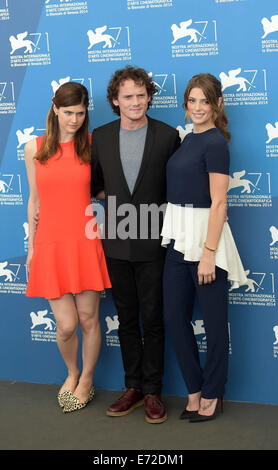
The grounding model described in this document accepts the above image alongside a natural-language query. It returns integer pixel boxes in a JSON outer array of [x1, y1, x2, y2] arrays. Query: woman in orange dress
[[25, 82, 111, 412]]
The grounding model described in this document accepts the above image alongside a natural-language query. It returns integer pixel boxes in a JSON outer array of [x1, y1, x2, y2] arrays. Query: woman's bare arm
[[197, 172, 229, 285], [24, 139, 40, 270]]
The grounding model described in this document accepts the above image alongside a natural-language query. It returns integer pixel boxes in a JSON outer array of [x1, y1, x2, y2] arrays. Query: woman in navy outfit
[[161, 74, 246, 422]]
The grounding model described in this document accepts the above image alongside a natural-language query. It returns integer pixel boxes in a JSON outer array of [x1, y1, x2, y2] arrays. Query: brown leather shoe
[[144, 394, 167, 424], [106, 388, 144, 416]]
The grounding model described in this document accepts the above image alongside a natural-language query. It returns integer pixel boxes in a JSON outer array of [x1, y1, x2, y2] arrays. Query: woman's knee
[[50, 293, 78, 342], [56, 319, 78, 342], [78, 308, 99, 333], [75, 291, 100, 332]]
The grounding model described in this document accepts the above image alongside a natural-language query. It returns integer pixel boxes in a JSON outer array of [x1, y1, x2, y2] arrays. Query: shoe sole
[[145, 413, 168, 424], [189, 414, 217, 423], [106, 399, 144, 417]]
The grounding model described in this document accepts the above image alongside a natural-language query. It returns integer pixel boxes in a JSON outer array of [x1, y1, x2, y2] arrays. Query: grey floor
[[0, 380, 277, 451]]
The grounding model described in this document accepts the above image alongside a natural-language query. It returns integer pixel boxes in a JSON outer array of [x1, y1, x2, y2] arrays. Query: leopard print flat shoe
[[63, 387, 95, 413], [57, 389, 73, 408]]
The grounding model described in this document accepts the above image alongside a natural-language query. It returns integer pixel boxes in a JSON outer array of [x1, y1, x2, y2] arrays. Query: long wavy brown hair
[[183, 73, 231, 142], [36, 82, 90, 164]]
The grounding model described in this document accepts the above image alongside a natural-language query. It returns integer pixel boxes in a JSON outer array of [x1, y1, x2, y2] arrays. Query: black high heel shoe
[[180, 392, 201, 420], [180, 399, 199, 419], [189, 397, 223, 423], [180, 408, 198, 420]]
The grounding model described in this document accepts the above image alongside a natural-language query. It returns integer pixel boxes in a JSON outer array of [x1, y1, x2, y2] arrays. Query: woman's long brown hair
[[35, 81, 91, 164], [183, 73, 231, 142]]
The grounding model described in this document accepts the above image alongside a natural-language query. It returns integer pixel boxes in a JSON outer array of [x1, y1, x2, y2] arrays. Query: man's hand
[[95, 190, 105, 200]]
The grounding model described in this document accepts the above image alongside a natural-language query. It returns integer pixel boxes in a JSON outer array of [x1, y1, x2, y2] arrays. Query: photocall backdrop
[[0, 0, 277, 405]]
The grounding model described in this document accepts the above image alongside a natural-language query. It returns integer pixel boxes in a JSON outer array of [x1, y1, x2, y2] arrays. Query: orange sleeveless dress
[[26, 136, 111, 299]]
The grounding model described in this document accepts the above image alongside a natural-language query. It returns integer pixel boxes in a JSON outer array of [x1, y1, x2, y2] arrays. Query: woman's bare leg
[[72, 290, 101, 402], [187, 391, 201, 411], [49, 293, 80, 393]]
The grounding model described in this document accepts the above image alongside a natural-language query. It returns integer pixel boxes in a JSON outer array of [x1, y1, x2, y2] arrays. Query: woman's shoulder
[[24, 135, 46, 161], [24, 137, 37, 157]]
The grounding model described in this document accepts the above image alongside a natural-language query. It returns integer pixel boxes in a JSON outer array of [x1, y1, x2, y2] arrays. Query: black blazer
[[91, 116, 180, 262]]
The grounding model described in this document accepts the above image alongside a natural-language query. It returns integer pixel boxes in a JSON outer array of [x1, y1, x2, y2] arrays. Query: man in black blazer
[[91, 66, 180, 423]]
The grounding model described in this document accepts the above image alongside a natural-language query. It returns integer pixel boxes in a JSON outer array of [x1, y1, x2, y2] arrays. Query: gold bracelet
[[204, 242, 217, 252]]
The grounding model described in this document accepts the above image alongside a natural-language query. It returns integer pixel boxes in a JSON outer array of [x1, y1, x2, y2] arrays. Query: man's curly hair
[[107, 66, 157, 115]]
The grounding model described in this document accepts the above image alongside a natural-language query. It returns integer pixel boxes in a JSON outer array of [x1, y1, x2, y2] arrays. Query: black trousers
[[163, 242, 229, 398], [106, 256, 165, 395]]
